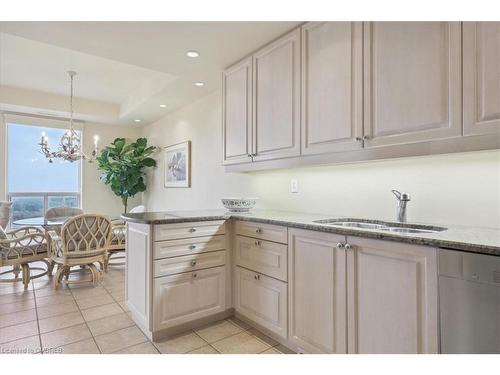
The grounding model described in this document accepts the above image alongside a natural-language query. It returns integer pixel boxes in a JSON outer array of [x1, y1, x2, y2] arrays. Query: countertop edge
[[121, 212, 500, 256]]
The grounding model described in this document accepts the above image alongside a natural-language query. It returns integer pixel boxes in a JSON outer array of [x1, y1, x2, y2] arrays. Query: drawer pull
[[254, 274, 261, 280], [189, 228, 197, 233], [193, 273, 198, 278], [255, 228, 262, 234], [254, 240, 262, 246], [189, 245, 197, 250], [191, 260, 197, 266]]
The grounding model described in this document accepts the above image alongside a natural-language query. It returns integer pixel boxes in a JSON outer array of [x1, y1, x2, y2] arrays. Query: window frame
[[4, 114, 84, 222]]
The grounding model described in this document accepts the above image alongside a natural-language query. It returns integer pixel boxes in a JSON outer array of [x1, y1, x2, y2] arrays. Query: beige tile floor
[[0, 263, 294, 354]]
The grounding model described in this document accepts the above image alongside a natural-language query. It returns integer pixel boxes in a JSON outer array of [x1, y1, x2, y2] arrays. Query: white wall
[[81, 122, 142, 216], [251, 150, 500, 228], [142, 90, 500, 228], [0, 113, 141, 218], [141, 91, 254, 211]]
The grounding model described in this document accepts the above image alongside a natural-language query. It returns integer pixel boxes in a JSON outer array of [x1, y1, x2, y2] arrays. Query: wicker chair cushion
[[49, 232, 105, 259], [0, 238, 48, 260]]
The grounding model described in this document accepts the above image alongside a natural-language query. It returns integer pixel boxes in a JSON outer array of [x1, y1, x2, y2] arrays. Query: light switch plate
[[290, 179, 299, 193]]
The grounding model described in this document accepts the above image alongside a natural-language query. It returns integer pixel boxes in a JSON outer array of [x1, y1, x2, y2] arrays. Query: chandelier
[[39, 71, 99, 163]]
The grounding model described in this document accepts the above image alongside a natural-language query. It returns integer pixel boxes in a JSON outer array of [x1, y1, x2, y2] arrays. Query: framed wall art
[[164, 141, 191, 188]]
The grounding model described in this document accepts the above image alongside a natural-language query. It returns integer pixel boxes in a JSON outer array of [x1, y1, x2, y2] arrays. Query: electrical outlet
[[290, 179, 299, 193]]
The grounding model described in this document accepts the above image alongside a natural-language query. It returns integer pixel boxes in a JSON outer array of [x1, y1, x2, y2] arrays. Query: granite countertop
[[122, 209, 500, 256]]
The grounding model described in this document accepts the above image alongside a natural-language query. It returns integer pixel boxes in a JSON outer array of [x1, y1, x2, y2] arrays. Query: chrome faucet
[[392, 190, 411, 223]]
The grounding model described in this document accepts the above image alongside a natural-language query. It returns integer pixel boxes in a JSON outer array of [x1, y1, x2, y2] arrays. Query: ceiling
[[0, 21, 299, 126]]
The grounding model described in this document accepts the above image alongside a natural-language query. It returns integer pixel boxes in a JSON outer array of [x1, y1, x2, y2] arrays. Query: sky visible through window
[[8, 123, 80, 193]]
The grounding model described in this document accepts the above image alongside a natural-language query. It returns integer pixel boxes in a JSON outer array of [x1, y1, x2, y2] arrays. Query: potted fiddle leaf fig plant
[[96, 137, 156, 213]]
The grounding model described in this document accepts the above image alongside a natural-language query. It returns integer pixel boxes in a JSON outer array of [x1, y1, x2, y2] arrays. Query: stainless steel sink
[[322, 221, 387, 230], [380, 227, 436, 234], [313, 218, 447, 233]]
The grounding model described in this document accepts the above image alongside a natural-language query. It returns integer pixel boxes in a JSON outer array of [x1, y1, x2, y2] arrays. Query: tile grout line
[[31, 279, 44, 354], [80, 274, 150, 354], [100, 271, 162, 353], [198, 320, 271, 348], [68, 282, 103, 354], [0, 310, 37, 329]]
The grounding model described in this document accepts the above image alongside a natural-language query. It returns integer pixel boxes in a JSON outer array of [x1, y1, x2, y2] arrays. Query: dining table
[[12, 216, 70, 232]]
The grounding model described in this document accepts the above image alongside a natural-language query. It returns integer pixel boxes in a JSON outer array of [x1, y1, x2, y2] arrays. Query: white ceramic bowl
[[221, 198, 258, 212]]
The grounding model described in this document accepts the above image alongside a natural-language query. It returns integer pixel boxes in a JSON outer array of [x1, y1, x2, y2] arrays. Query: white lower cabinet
[[288, 229, 347, 353], [153, 266, 226, 331], [287, 228, 439, 354], [346, 237, 439, 354], [234, 266, 287, 339]]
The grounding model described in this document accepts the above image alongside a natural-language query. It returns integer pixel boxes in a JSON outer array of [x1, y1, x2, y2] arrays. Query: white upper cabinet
[[222, 56, 253, 165], [346, 237, 439, 354], [253, 28, 301, 161], [301, 22, 363, 155], [363, 22, 462, 147], [463, 22, 500, 136]]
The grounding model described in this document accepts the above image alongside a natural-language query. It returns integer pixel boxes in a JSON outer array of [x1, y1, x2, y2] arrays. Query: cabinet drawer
[[154, 250, 226, 278], [235, 221, 288, 244], [234, 266, 287, 339], [235, 235, 287, 281], [153, 266, 226, 330], [153, 235, 226, 260], [154, 221, 226, 241]]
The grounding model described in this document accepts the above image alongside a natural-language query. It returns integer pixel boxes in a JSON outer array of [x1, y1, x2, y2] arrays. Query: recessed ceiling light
[[134, 119, 141, 123], [186, 50, 200, 58], [194, 81, 205, 87], [159, 104, 167, 108]]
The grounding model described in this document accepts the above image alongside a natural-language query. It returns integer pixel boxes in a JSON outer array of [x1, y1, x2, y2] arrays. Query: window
[[7, 123, 81, 223]]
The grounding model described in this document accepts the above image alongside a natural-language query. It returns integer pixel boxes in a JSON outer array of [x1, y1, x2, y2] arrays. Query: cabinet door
[[234, 266, 287, 339], [346, 237, 438, 353], [253, 28, 301, 161], [301, 22, 363, 155], [463, 22, 500, 136], [363, 22, 462, 147], [288, 229, 347, 353], [222, 56, 253, 165], [153, 267, 226, 330]]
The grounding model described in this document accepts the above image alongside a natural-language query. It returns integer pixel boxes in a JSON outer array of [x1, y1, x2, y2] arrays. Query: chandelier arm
[[38, 70, 98, 163]]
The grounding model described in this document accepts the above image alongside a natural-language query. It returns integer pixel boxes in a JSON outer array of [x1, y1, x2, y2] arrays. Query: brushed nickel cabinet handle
[[255, 228, 262, 234], [193, 273, 198, 278], [191, 260, 197, 266], [189, 228, 196, 233], [254, 240, 261, 246], [189, 245, 196, 250]]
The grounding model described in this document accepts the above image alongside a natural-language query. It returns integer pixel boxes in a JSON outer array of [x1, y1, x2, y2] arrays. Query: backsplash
[[250, 149, 500, 228]]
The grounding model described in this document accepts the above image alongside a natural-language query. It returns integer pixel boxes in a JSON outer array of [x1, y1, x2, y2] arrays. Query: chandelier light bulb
[[39, 71, 98, 163]]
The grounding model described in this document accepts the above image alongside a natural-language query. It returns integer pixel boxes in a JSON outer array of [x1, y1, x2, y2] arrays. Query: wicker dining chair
[[0, 226, 52, 289], [106, 205, 145, 270], [47, 214, 112, 288]]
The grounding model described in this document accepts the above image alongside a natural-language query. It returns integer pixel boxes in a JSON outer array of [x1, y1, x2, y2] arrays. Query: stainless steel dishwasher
[[439, 249, 500, 353]]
